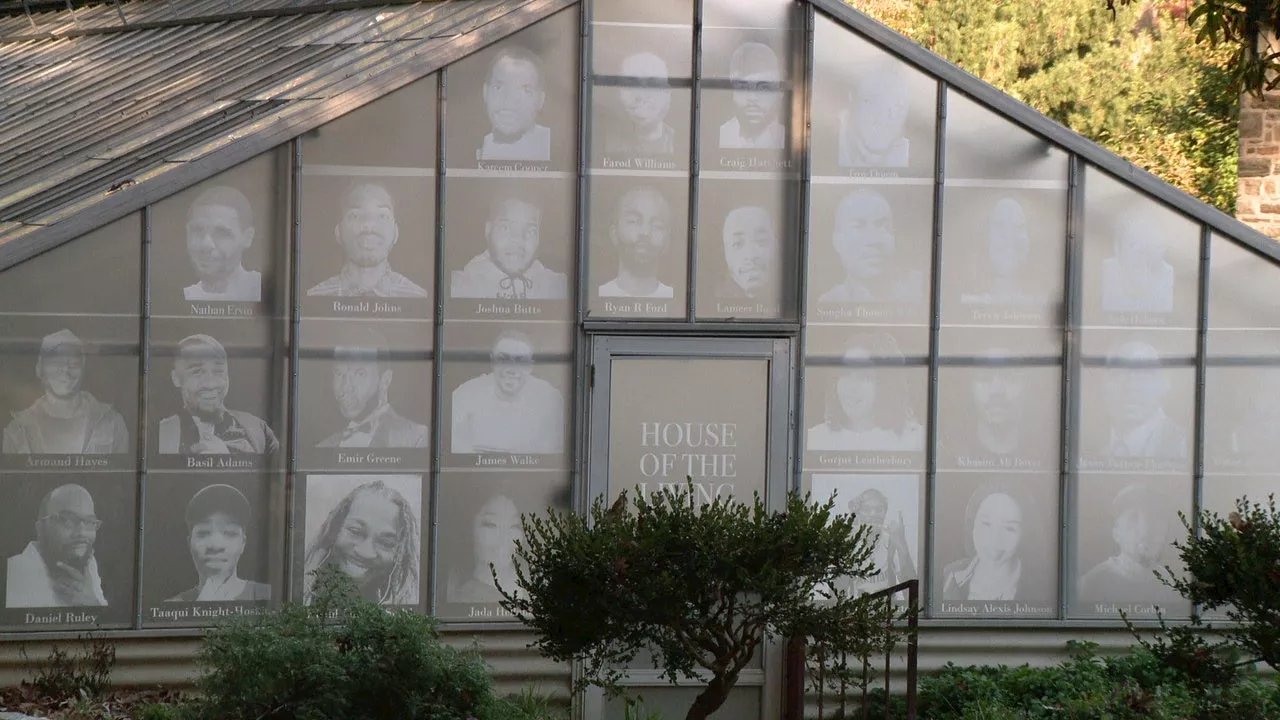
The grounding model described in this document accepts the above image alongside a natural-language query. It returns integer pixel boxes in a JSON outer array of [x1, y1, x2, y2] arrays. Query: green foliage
[[176, 565, 540, 720], [858, 0, 1238, 212], [915, 641, 1280, 720], [19, 634, 116, 704], [1161, 494, 1280, 671], [1107, 0, 1280, 100], [500, 478, 889, 720]]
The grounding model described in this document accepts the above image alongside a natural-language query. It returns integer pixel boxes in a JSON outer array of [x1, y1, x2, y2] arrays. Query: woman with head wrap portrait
[[303, 478, 420, 606]]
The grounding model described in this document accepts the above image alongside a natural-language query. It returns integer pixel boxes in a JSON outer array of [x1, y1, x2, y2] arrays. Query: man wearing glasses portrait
[[6, 484, 107, 608]]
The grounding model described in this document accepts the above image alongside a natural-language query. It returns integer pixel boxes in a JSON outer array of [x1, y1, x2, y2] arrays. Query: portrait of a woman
[[446, 493, 523, 604], [166, 483, 271, 603], [303, 477, 420, 606], [941, 481, 1043, 602], [807, 333, 924, 452]]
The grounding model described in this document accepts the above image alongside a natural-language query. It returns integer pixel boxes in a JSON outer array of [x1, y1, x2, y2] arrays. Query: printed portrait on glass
[[321, 329, 428, 450], [717, 41, 785, 150], [807, 185, 933, 324], [477, 46, 550, 163], [1082, 169, 1200, 328], [1079, 340, 1189, 469], [592, 25, 691, 170], [806, 333, 925, 454], [0, 474, 134, 627], [811, 17, 935, 179], [6, 484, 107, 609], [600, 186, 676, 299], [2, 329, 129, 457], [714, 204, 781, 306], [179, 186, 263, 303], [837, 59, 910, 170], [166, 483, 271, 603], [938, 346, 1059, 472], [823, 189, 923, 304], [450, 331, 566, 456], [609, 52, 678, 157], [944, 190, 1067, 325], [449, 185, 568, 301], [588, 177, 688, 318], [437, 474, 570, 617], [1100, 209, 1175, 315], [1074, 478, 1187, 615], [157, 334, 280, 457], [150, 152, 284, 318], [303, 474, 421, 606], [809, 474, 919, 601], [305, 180, 430, 300], [445, 12, 576, 171], [933, 476, 1056, 616]]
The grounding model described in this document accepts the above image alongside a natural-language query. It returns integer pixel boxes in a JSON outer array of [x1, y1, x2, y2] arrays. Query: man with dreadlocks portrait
[[303, 475, 421, 606]]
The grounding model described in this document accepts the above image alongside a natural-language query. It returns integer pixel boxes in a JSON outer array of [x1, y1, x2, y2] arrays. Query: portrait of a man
[[603, 52, 677, 156], [451, 331, 565, 454], [182, 186, 263, 302], [158, 334, 279, 456], [1100, 209, 1175, 314], [166, 484, 271, 602], [450, 191, 568, 300], [3, 329, 129, 455], [304, 476, 420, 606], [317, 329, 428, 449], [477, 46, 551, 162], [952, 350, 1032, 458], [717, 205, 779, 302], [719, 42, 785, 150], [819, 190, 924, 304], [306, 182, 429, 299], [598, 186, 675, 299], [837, 61, 910, 169], [6, 484, 107, 608], [1099, 341, 1186, 460], [961, 198, 1048, 306], [1079, 482, 1183, 606]]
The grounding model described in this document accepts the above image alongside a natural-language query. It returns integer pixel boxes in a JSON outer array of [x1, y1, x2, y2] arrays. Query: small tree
[[498, 479, 892, 720], [1158, 494, 1280, 672]]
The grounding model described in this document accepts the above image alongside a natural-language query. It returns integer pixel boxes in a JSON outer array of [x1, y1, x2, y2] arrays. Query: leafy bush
[[914, 641, 1280, 720], [173, 565, 550, 720]]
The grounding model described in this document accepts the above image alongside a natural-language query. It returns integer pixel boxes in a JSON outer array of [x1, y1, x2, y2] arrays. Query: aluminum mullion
[[684, 0, 702, 321], [427, 69, 447, 616], [1191, 224, 1212, 594], [132, 206, 152, 629], [283, 138, 303, 601], [1058, 155, 1084, 620], [571, 3, 592, 716], [921, 82, 946, 617], [791, 1, 815, 492]]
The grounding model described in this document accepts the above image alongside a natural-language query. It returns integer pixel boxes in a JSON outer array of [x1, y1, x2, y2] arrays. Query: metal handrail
[[784, 579, 919, 720]]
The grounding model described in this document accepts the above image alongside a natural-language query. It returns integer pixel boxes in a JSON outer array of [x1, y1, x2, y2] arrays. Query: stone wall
[[1238, 87, 1280, 237]]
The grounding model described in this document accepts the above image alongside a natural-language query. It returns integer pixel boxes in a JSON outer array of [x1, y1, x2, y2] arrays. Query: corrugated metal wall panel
[[0, 628, 572, 700]]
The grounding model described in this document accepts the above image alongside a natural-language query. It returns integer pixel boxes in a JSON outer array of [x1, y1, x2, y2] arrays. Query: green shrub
[[915, 641, 1280, 720], [178, 565, 538, 720]]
